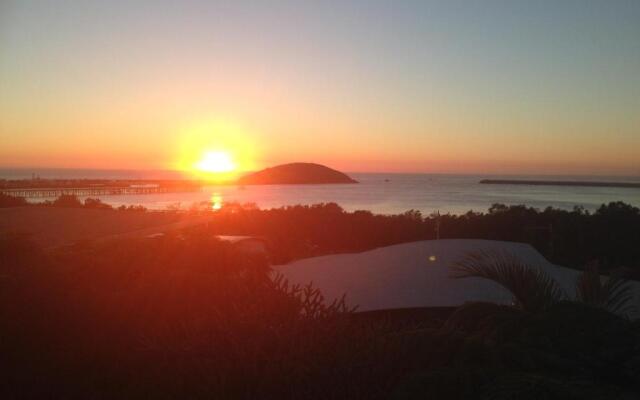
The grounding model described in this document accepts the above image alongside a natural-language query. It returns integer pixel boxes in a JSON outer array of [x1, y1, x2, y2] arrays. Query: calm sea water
[[2, 169, 639, 215]]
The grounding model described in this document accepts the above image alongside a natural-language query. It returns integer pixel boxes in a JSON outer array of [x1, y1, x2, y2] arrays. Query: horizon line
[[1, 166, 639, 179]]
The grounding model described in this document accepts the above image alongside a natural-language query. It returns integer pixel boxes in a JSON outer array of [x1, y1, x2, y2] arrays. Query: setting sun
[[2, 2, 640, 398], [174, 117, 258, 180], [196, 151, 236, 173]]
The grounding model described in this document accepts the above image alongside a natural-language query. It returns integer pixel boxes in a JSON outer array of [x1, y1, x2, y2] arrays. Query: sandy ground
[[0, 207, 214, 248], [275, 239, 640, 318]]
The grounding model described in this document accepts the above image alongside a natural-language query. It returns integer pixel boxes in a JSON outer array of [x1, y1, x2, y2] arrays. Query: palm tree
[[451, 250, 637, 317], [431, 250, 640, 399], [575, 261, 637, 316]]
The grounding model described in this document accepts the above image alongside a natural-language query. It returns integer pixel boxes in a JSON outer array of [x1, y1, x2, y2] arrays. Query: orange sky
[[1, 2, 639, 176]]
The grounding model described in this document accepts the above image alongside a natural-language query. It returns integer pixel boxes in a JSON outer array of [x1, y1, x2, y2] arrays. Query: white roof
[[216, 235, 265, 244], [274, 239, 640, 317]]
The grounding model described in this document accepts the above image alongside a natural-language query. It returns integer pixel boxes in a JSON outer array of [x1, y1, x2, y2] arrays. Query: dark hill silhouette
[[237, 163, 357, 185]]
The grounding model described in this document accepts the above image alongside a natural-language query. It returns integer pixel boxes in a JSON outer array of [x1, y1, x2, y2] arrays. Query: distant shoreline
[[479, 179, 640, 189]]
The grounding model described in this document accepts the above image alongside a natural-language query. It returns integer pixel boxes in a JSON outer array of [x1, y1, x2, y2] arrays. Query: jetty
[[479, 179, 640, 189], [0, 179, 202, 198]]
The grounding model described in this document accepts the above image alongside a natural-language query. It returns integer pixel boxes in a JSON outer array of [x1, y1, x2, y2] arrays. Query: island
[[479, 179, 640, 189], [237, 162, 358, 185]]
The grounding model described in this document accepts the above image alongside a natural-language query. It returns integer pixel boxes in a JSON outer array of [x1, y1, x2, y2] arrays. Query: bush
[[51, 194, 83, 207], [117, 204, 147, 211], [0, 233, 401, 399], [0, 193, 28, 207], [2, 232, 639, 398], [83, 197, 113, 209]]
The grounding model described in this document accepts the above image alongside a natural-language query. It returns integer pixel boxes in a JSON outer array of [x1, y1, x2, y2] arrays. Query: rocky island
[[237, 163, 357, 185]]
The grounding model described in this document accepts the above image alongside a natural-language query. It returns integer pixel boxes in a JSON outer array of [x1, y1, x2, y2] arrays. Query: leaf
[[576, 262, 637, 316], [452, 250, 566, 313]]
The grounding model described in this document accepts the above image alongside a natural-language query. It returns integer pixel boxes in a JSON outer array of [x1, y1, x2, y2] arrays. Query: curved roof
[[274, 239, 640, 317]]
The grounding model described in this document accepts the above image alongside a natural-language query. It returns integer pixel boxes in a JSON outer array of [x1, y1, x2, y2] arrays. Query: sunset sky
[[1, 1, 639, 175]]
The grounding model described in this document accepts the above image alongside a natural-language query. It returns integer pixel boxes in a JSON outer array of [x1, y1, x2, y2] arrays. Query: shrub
[[83, 197, 113, 209], [0, 192, 28, 207], [52, 194, 83, 207], [1, 233, 402, 399]]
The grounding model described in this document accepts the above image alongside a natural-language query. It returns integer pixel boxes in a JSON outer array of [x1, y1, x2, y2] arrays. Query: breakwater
[[479, 179, 640, 189]]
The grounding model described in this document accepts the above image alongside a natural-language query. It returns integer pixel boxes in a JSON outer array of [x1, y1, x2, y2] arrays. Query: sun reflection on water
[[211, 193, 223, 210]]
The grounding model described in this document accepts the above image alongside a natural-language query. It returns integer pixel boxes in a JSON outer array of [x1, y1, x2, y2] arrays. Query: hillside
[[237, 163, 357, 185]]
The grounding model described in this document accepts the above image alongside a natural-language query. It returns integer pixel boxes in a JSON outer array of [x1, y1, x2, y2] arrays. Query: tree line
[[201, 201, 640, 275], [2, 192, 638, 274]]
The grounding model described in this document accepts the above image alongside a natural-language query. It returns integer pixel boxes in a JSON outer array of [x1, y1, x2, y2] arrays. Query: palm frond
[[452, 250, 566, 313], [576, 263, 637, 316]]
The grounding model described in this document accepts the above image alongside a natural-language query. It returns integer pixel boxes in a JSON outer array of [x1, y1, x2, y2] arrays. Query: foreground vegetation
[[2, 229, 639, 398]]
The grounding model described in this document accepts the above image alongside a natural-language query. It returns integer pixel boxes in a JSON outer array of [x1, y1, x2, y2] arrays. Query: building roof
[[274, 239, 640, 318], [216, 235, 266, 244]]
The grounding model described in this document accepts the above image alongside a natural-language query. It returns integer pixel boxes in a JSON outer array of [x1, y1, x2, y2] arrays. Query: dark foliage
[[48, 194, 117, 209], [5, 193, 639, 273], [2, 232, 640, 398], [1, 193, 149, 211], [117, 204, 147, 211], [453, 250, 567, 313], [0, 192, 28, 207], [51, 193, 84, 207], [0, 233, 403, 399], [576, 262, 637, 315], [413, 252, 640, 400], [186, 201, 640, 274], [83, 197, 113, 209]]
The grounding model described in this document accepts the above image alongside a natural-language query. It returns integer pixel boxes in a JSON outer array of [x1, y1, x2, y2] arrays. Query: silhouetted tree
[[52, 194, 83, 207], [0, 193, 28, 207]]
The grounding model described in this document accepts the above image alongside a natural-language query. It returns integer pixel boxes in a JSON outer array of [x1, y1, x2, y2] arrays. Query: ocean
[[2, 169, 639, 215]]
